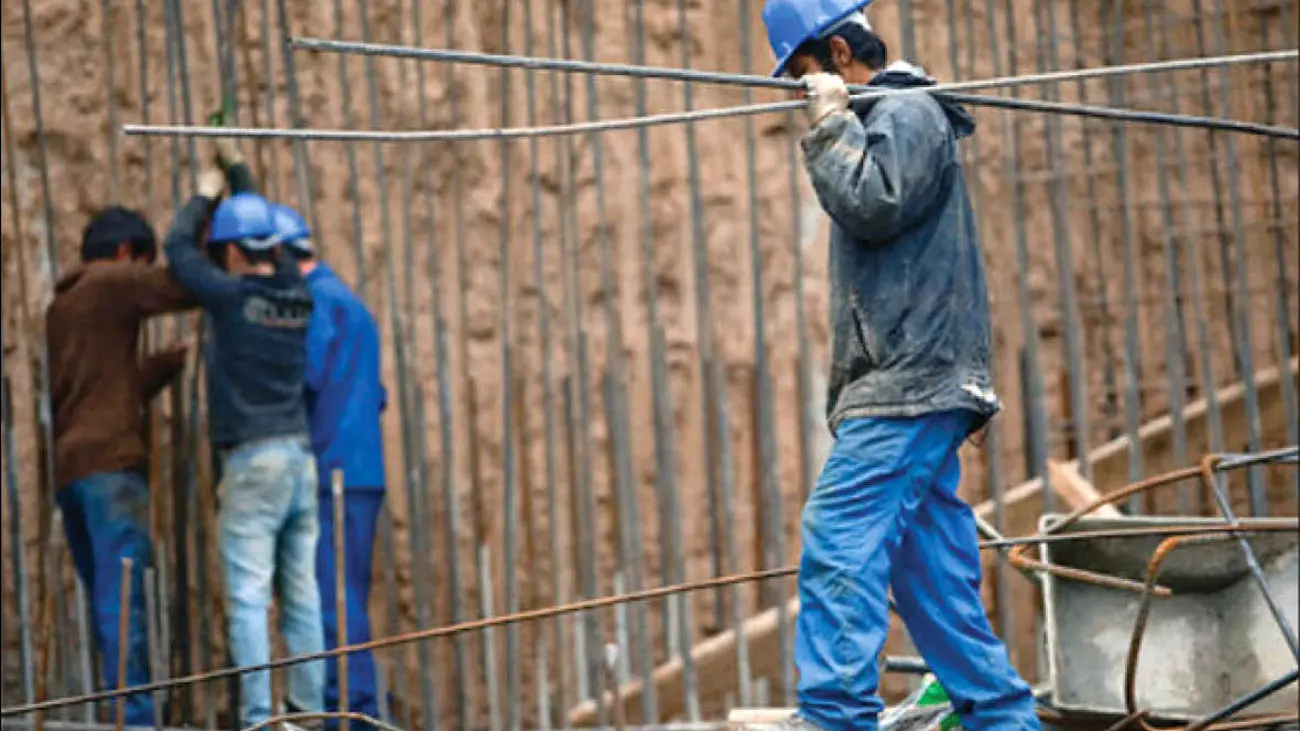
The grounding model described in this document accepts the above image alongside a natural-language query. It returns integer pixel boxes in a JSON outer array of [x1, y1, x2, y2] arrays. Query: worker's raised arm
[[163, 170, 243, 309], [215, 139, 257, 194], [801, 81, 954, 244]]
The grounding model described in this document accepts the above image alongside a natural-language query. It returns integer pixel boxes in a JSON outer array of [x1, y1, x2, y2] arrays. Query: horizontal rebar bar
[[3, 518, 1294, 717], [123, 47, 1300, 142], [293, 38, 1296, 98]]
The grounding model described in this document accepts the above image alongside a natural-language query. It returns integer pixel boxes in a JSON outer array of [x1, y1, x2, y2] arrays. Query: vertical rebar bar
[[627, 0, 672, 720], [115, 558, 133, 731], [1205, 0, 1267, 514], [674, 0, 726, 647], [1136, 0, 1193, 514], [329, 0, 368, 301], [143, 568, 163, 731], [523, 0, 565, 722], [1254, 4, 1300, 448], [710, 357, 752, 706], [1033, 0, 1090, 484], [738, 0, 792, 701], [479, 546, 503, 731], [392, 4, 440, 728], [376, 509, 402, 725], [992, 0, 1050, 504], [1065, 0, 1121, 444], [1101, 0, 1147, 510], [574, 1, 652, 722], [1, 82, 37, 709], [331, 471, 350, 731], [1155, 3, 1226, 460], [258, 0, 281, 204], [554, 0, 601, 710], [272, 0, 318, 240], [497, 4, 522, 728], [18, 0, 60, 280], [102, 0, 121, 202]]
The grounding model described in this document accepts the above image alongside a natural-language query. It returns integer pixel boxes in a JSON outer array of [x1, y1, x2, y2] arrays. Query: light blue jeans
[[218, 436, 325, 726]]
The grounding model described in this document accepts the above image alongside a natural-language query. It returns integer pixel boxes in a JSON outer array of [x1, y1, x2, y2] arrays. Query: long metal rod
[[272, 0, 318, 239], [1205, 0, 1266, 516], [399, 2, 440, 727], [329, 0, 369, 301], [124, 90, 1300, 143], [520, 0, 564, 723], [1138, 0, 1193, 514], [1104, 0, 1148, 514], [293, 38, 1299, 97], [101, 0, 121, 201], [1034, 0, 1090, 488], [739, 0, 792, 703], [8, 517, 1299, 717], [497, 4, 521, 728]]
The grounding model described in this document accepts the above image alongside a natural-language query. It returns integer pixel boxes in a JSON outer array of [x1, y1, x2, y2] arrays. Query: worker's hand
[[804, 72, 850, 127], [196, 167, 226, 201], [214, 137, 244, 168]]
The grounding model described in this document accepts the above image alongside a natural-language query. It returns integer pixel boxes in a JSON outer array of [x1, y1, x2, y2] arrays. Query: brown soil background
[[3, 0, 1298, 727]]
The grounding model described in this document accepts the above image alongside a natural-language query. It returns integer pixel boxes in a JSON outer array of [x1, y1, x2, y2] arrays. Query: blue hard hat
[[209, 192, 278, 249], [762, 0, 873, 77], [270, 204, 314, 254]]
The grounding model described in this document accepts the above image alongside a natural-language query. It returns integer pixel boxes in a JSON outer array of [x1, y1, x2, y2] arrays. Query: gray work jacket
[[801, 62, 1000, 436]]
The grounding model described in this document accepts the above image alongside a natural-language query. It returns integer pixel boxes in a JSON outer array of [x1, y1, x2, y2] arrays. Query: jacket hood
[[55, 265, 88, 294], [854, 60, 976, 139]]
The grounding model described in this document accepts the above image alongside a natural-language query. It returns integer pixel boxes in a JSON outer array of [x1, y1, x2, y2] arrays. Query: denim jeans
[[218, 436, 325, 726], [796, 411, 1039, 731], [57, 470, 154, 726]]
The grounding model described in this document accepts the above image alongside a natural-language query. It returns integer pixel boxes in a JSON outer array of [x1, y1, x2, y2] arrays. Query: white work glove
[[214, 137, 244, 168], [196, 168, 227, 201], [804, 72, 850, 127]]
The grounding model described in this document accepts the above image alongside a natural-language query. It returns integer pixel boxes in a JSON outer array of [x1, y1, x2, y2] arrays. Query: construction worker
[[45, 206, 194, 725], [761, 1, 1039, 729], [271, 202, 388, 729], [163, 163, 324, 728]]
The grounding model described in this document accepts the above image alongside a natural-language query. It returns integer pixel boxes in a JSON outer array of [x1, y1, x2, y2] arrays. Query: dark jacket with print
[[801, 62, 1000, 435]]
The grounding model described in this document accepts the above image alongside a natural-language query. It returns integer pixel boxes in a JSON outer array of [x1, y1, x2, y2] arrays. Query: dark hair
[[795, 22, 888, 72], [81, 206, 157, 262]]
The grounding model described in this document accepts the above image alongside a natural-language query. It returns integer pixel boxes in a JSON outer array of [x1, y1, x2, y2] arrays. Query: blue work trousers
[[795, 410, 1039, 731], [316, 490, 382, 728], [218, 437, 325, 727], [58, 470, 154, 726]]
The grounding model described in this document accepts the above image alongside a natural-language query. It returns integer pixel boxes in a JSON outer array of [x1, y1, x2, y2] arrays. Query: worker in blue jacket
[[270, 202, 387, 730], [761, 1, 1039, 730]]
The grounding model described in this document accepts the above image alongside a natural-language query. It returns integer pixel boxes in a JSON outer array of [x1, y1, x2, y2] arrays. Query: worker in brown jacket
[[45, 206, 194, 725]]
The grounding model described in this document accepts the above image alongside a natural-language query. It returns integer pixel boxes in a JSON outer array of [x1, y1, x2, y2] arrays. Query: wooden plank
[[727, 708, 796, 730], [1047, 460, 1123, 519]]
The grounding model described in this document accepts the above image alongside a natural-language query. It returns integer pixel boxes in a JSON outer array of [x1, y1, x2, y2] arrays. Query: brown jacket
[[46, 262, 194, 489]]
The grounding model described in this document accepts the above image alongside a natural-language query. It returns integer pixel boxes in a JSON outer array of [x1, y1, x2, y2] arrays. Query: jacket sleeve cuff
[[800, 110, 856, 158]]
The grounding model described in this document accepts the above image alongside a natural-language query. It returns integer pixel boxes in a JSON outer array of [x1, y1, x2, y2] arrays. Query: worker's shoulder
[[866, 90, 944, 123], [48, 262, 138, 311]]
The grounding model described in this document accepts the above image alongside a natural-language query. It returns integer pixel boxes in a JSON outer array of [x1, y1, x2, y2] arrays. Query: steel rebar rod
[[273, 0, 317, 238], [123, 89, 1300, 143], [294, 38, 1298, 97], [329, 0, 368, 301], [7, 518, 1298, 717]]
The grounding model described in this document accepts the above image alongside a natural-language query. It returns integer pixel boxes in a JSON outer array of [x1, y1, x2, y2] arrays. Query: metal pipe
[[479, 549, 503, 731], [330, 472, 349, 731]]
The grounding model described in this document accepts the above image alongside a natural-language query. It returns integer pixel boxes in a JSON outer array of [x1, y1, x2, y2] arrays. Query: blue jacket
[[801, 62, 1000, 436], [303, 264, 387, 492]]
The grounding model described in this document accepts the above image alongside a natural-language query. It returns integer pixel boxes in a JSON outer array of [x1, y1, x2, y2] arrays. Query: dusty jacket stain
[[801, 62, 1000, 436]]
